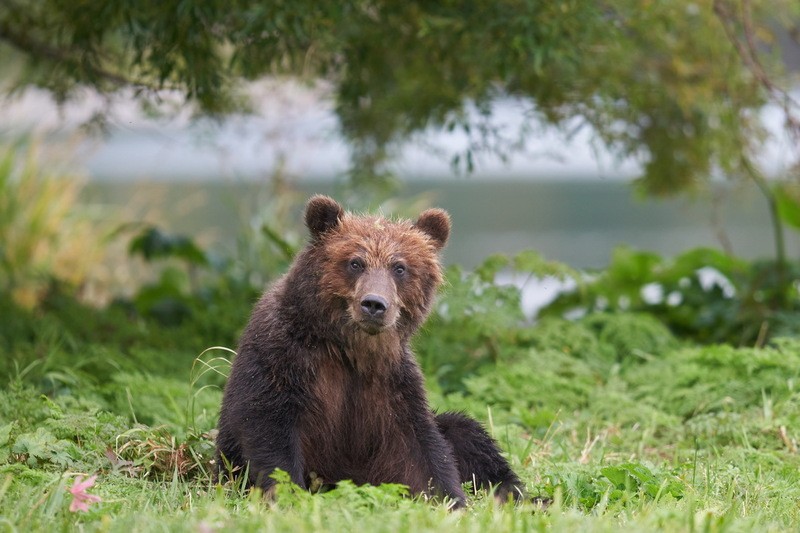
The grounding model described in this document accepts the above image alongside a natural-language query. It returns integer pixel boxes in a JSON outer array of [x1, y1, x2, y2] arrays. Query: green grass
[[3, 292, 800, 532]]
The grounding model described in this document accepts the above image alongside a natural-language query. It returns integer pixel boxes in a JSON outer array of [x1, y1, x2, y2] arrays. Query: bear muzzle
[[351, 270, 400, 335], [357, 293, 393, 334]]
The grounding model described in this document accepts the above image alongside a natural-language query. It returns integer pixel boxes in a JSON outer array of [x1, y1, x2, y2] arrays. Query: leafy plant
[[11, 428, 77, 468], [129, 227, 209, 266], [126, 226, 209, 325], [542, 246, 800, 345], [416, 251, 580, 392], [0, 140, 110, 308], [415, 269, 522, 393], [538, 462, 686, 510], [599, 463, 684, 501], [774, 183, 800, 232], [623, 341, 800, 420]]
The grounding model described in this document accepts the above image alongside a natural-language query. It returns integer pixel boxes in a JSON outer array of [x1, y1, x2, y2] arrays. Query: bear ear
[[305, 195, 344, 239], [414, 208, 451, 251]]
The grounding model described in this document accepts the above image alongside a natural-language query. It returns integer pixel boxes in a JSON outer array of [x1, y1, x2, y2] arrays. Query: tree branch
[[713, 0, 800, 140], [741, 154, 788, 307], [0, 21, 164, 93]]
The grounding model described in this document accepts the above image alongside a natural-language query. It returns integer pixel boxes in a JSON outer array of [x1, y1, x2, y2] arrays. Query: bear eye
[[393, 263, 407, 277], [349, 258, 365, 272]]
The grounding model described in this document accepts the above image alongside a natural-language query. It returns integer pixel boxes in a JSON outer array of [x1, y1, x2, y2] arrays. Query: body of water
[[83, 179, 797, 270]]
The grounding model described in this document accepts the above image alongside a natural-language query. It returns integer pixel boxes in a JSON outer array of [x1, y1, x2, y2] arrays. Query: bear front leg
[[410, 412, 468, 508], [240, 420, 307, 494], [218, 375, 308, 495], [395, 361, 466, 508]]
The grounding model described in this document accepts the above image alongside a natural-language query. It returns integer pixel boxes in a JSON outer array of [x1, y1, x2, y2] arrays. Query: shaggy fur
[[216, 195, 522, 507]]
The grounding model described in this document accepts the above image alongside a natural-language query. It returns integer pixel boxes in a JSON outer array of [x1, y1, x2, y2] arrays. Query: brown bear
[[215, 195, 522, 507]]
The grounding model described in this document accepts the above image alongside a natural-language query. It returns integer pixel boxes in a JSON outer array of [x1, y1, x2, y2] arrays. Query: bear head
[[303, 195, 450, 339]]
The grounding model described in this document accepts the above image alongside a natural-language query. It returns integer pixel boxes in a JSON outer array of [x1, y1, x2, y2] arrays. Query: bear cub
[[216, 195, 522, 507]]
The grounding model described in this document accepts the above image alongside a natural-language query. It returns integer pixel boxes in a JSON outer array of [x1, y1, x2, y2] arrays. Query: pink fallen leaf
[[68, 474, 102, 512]]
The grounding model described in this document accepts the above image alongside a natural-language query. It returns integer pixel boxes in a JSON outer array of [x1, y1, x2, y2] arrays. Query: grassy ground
[[2, 290, 800, 533]]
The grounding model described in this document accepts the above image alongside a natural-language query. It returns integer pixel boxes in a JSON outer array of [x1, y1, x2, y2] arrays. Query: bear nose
[[360, 295, 388, 318]]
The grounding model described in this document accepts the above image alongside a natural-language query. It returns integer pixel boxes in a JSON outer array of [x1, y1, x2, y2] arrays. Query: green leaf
[[774, 184, 800, 230], [0, 423, 12, 463], [261, 223, 297, 262], [0, 423, 11, 447], [129, 227, 208, 265], [474, 254, 509, 282], [606, 247, 663, 284], [12, 428, 57, 467], [670, 248, 746, 279], [513, 250, 579, 280]]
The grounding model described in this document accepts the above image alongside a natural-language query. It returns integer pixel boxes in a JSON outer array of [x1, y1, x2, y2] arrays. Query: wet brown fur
[[215, 196, 522, 507]]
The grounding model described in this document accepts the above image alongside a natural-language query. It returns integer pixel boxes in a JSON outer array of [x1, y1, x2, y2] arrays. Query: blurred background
[[8, 84, 800, 270], [2, 1, 800, 339]]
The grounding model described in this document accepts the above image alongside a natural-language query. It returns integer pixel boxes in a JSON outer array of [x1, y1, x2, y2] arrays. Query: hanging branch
[[713, 0, 798, 309], [713, 0, 800, 141]]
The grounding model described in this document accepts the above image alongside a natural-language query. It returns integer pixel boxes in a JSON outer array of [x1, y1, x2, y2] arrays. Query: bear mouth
[[357, 319, 388, 335]]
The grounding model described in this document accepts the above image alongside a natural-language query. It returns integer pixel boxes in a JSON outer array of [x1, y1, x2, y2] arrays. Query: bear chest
[[304, 358, 406, 437], [298, 358, 417, 483]]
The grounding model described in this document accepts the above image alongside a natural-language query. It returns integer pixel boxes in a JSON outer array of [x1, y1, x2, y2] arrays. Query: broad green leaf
[[774, 184, 800, 230]]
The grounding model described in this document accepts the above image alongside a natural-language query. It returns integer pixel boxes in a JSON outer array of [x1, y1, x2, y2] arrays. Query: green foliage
[[440, 312, 681, 433], [222, 182, 305, 291], [463, 348, 598, 430], [625, 341, 800, 421], [0, 385, 131, 474], [0, 140, 108, 308], [132, 267, 194, 326], [587, 313, 679, 364], [11, 428, 78, 468], [600, 463, 684, 501], [5, 287, 800, 529], [474, 251, 580, 285], [121, 185, 305, 328], [417, 251, 580, 391], [542, 246, 800, 345], [774, 183, 800, 231], [415, 264, 524, 390], [102, 372, 222, 438], [129, 226, 208, 266], [540, 463, 684, 510], [0, 289, 242, 389], [520, 318, 605, 361], [127, 226, 212, 325], [2, 1, 792, 194], [0, 423, 11, 463]]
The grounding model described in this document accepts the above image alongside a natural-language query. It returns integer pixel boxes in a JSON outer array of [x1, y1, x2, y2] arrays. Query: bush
[[0, 141, 112, 308]]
